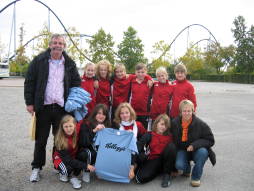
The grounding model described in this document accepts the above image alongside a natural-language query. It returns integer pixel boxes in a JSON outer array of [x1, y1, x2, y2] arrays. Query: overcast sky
[[0, 0, 254, 62]]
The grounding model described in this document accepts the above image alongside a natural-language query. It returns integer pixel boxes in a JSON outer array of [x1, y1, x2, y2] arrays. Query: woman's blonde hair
[[83, 62, 95, 72], [179, 99, 194, 115], [152, 114, 171, 135], [114, 102, 136, 124], [55, 115, 77, 151], [114, 63, 126, 73], [156, 66, 168, 79], [96, 60, 112, 80], [174, 63, 187, 74]]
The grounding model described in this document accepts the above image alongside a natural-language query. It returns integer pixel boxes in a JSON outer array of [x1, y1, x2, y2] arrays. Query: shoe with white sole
[[70, 177, 82, 189], [191, 179, 201, 187], [59, 173, 68, 182], [82, 171, 90, 183], [30, 168, 40, 182]]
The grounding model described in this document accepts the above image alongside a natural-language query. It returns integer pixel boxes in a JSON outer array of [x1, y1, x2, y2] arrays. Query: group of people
[[24, 33, 216, 189]]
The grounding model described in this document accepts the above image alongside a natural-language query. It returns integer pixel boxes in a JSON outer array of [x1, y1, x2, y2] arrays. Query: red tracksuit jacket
[[150, 80, 174, 120], [130, 77, 151, 116], [81, 75, 96, 114], [170, 79, 197, 118], [148, 132, 173, 159], [96, 78, 111, 108], [111, 74, 135, 108]]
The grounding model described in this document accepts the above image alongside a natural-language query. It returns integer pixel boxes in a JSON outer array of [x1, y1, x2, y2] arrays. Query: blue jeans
[[175, 148, 208, 180]]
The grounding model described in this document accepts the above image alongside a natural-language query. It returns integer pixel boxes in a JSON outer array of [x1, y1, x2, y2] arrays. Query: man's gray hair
[[49, 34, 66, 45]]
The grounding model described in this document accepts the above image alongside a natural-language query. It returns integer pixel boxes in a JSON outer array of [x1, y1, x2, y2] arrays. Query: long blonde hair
[[96, 60, 112, 80], [114, 102, 136, 124], [55, 115, 77, 150]]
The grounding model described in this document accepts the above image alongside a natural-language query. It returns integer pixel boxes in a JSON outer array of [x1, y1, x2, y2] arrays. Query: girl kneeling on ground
[[135, 114, 177, 188], [53, 115, 95, 189]]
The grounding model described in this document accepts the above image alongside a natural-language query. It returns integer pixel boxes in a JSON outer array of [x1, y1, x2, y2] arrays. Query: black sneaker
[[161, 173, 171, 188]]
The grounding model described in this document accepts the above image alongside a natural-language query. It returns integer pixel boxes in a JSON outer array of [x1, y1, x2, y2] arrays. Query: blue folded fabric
[[65, 87, 91, 121]]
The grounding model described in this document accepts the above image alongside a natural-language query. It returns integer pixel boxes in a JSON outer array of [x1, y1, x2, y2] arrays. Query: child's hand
[[87, 164, 95, 172], [94, 80, 99, 89], [129, 165, 135, 179], [93, 124, 105, 133], [147, 79, 154, 88]]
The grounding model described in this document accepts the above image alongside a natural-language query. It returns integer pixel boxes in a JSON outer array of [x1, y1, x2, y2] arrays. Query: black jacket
[[78, 122, 96, 150], [24, 48, 81, 112], [171, 115, 216, 165]]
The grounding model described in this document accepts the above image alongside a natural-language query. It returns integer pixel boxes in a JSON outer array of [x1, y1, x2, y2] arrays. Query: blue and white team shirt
[[94, 128, 138, 183]]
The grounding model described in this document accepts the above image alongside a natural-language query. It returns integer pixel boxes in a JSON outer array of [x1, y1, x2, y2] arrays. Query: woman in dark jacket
[[171, 99, 216, 187], [77, 104, 111, 182]]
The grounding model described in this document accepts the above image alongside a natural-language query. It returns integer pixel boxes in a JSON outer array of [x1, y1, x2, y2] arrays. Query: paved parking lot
[[0, 78, 254, 191]]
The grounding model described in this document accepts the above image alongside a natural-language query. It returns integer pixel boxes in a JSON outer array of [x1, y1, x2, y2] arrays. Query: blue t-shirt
[[94, 128, 138, 183]]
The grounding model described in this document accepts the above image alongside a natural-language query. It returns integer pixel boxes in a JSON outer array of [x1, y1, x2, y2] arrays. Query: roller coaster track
[[157, 24, 220, 61], [1, 1, 220, 64], [0, 0, 93, 61]]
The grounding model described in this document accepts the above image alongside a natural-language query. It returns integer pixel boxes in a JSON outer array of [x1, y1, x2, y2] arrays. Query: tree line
[[0, 15, 253, 76]]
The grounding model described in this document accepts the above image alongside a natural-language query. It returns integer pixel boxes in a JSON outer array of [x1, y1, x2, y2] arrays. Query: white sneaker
[[30, 168, 40, 182], [59, 173, 68, 182], [70, 177, 82, 189], [82, 171, 90, 183]]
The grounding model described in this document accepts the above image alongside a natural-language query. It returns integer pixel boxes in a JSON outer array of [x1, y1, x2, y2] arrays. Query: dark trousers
[[136, 115, 148, 130], [31, 104, 66, 169], [135, 143, 176, 183], [57, 161, 81, 177], [76, 148, 97, 166]]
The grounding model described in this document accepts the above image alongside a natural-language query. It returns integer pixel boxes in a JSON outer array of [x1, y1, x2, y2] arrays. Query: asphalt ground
[[0, 78, 254, 191]]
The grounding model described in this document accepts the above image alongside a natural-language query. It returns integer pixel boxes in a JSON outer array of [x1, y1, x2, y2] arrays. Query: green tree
[[203, 43, 222, 74], [149, 40, 172, 73], [202, 43, 236, 74], [232, 15, 254, 73], [10, 24, 30, 75], [65, 27, 87, 66], [87, 28, 115, 64], [33, 23, 52, 56], [117, 26, 147, 73], [179, 46, 207, 75], [219, 45, 236, 72]]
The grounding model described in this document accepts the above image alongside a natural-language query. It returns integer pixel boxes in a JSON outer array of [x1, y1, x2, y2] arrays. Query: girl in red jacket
[[111, 63, 134, 117], [81, 63, 96, 115], [95, 60, 112, 108], [135, 114, 176, 188], [53, 115, 95, 189], [170, 64, 197, 118], [150, 67, 174, 121]]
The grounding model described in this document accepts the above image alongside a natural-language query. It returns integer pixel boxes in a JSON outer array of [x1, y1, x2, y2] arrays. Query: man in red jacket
[[130, 63, 152, 129]]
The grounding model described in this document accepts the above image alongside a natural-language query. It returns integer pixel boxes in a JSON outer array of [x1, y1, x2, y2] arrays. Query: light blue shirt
[[94, 128, 138, 183]]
